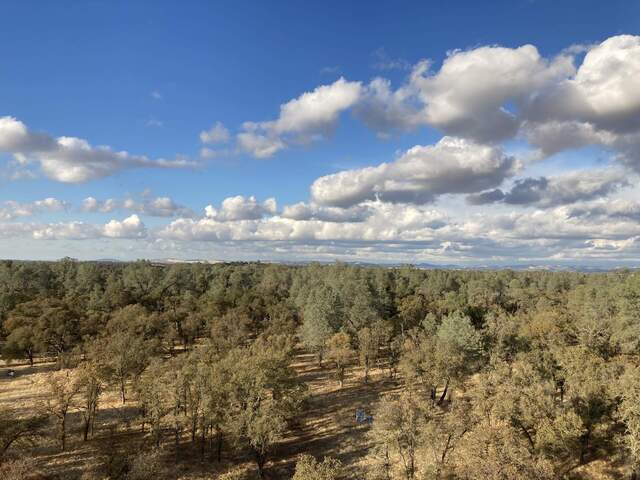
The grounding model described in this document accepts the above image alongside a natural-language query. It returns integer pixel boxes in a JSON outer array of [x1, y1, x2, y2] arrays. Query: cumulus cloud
[[527, 35, 640, 133], [82, 195, 193, 218], [355, 35, 640, 170], [32, 222, 101, 240], [200, 122, 230, 144], [123, 197, 194, 218], [0, 197, 68, 220], [29, 215, 147, 240], [103, 214, 147, 238], [467, 169, 628, 207], [237, 78, 362, 157], [311, 137, 517, 207], [0, 116, 194, 182], [204, 195, 277, 221], [82, 197, 118, 213], [522, 35, 640, 168], [356, 46, 574, 142]]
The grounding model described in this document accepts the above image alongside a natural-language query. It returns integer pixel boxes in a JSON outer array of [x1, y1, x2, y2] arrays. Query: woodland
[[0, 259, 639, 479]]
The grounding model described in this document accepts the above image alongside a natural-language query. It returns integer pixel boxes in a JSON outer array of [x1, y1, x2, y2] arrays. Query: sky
[[1, 0, 640, 266]]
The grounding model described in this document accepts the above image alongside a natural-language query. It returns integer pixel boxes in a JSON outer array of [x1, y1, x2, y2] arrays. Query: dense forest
[[1, 259, 639, 479]]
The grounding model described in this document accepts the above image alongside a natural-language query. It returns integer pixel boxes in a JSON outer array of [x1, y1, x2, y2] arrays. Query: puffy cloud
[[82, 195, 193, 218], [200, 122, 230, 144], [237, 78, 362, 157], [311, 137, 517, 207], [467, 169, 628, 207], [527, 35, 640, 133], [123, 197, 194, 218], [523, 35, 640, 168], [416, 45, 573, 142], [102, 214, 147, 238], [355, 35, 640, 170], [82, 197, 118, 213], [32, 222, 101, 240], [29, 215, 147, 240], [0, 197, 68, 220], [0, 116, 194, 182], [236, 130, 286, 159], [204, 195, 277, 221], [356, 46, 574, 142], [354, 76, 425, 136]]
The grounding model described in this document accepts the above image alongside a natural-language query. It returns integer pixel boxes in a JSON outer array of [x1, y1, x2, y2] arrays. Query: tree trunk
[[437, 380, 449, 405], [200, 423, 206, 460], [59, 415, 66, 452], [175, 426, 180, 463], [82, 417, 90, 441], [254, 449, 267, 479], [216, 431, 223, 462], [580, 425, 591, 464], [120, 379, 126, 404], [383, 446, 392, 480]]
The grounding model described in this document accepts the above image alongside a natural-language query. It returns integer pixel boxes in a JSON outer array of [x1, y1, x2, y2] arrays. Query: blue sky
[[1, 1, 640, 265]]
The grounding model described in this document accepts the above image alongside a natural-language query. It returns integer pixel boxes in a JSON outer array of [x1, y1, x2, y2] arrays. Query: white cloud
[[159, 200, 449, 243], [82, 195, 193, 217], [310, 137, 517, 207], [527, 35, 640, 132], [82, 197, 118, 213], [356, 46, 574, 142], [102, 214, 147, 238], [522, 35, 640, 169], [237, 78, 362, 157], [200, 122, 230, 145], [204, 195, 277, 221], [0, 197, 68, 220], [32, 222, 100, 240], [28, 215, 146, 240], [0, 116, 195, 182], [236, 129, 286, 159]]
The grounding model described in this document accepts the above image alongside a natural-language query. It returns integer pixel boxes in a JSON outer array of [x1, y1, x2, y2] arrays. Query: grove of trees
[[1, 259, 639, 479]]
